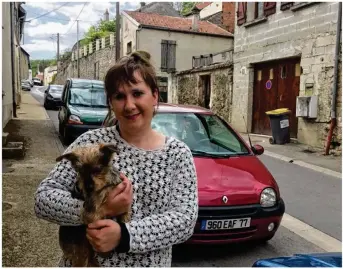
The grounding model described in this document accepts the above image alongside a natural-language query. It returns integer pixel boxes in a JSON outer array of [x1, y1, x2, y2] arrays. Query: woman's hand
[[86, 220, 121, 253], [104, 173, 133, 217]]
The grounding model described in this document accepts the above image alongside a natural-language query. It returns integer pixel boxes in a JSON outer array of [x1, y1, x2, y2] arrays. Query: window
[[255, 2, 264, 19], [127, 41, 132, 55], [237, 2, 276, 26], [161, 40, 176, 73]]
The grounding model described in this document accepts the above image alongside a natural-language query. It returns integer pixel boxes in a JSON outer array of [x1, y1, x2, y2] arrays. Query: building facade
[[232, 2, 341, 152]]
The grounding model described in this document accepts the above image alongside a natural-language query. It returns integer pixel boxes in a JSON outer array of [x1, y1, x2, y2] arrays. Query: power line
[[25, 2, 70, 22], [26, 10, 99, 23], [64, 2, 87, 35]]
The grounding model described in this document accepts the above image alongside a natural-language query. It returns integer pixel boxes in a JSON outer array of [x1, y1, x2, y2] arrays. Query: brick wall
[[232, 2, 341, 152], [222, 2, 235, 34]]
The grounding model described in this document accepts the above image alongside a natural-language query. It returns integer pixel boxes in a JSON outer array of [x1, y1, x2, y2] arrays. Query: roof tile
[[125, 11, 233, 37]]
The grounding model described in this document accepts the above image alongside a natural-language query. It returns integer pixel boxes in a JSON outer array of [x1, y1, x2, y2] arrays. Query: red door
[[252, 58, 300, 138]]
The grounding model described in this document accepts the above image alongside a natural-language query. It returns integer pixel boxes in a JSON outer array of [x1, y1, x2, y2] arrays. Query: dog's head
[[56, 143, 119, 202]]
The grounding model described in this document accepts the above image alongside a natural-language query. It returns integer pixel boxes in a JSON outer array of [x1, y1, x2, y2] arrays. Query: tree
[[81, 19, 116, 46], [174, 2, 196, 16]]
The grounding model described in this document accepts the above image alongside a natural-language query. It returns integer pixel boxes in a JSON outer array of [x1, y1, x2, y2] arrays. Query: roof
[[20, 46, 30, 57], [157, 103, 212, 114], [195, 2, 212, 10], [124, 11, 233, 37]]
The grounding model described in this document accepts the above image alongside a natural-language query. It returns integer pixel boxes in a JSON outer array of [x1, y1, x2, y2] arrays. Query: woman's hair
[[104, 51, 159, 107]]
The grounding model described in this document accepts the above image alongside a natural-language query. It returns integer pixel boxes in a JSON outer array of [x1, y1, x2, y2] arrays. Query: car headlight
[[260, 188, 276, 207], [68, 114, 83, 124]]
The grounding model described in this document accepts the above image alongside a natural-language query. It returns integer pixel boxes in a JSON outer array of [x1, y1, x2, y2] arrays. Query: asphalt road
[[30, 86, 338, 266]]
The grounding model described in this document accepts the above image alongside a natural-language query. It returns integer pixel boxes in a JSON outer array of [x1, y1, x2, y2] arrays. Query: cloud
[[22, 39, 68, 53]]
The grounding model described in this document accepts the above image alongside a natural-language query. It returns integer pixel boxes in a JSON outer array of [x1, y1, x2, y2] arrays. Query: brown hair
[[104, 51, 159, 108]]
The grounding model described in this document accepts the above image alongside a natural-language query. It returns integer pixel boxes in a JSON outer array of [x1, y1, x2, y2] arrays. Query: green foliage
[[30, 59, 57, 76], [51, 73, 57, 84], [181, 2, 196, 15], [81, 19, 116, 46]]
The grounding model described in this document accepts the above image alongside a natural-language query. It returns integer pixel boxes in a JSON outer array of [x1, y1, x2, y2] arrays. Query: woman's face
[[109, 71, 158, 133]]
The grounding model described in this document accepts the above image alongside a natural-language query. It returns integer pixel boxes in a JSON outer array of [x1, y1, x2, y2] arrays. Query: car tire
[[44, 102, 49, 110]]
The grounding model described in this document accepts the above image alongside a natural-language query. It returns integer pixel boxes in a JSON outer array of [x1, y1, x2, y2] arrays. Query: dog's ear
[[99, 144, 119, 165], [56, 152, 79, 167]]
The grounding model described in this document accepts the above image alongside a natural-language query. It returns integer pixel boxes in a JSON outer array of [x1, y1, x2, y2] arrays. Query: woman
[[34, 51, 199, 267]]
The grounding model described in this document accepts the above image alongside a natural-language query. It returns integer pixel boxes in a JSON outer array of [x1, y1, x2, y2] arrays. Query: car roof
[[69, 78, 104, 84], [157, 103, 213, 114]]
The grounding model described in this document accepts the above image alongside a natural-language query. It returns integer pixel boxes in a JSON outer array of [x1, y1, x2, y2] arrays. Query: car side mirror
[[252, 144, 264, 155], [44, 90, 48, 93]]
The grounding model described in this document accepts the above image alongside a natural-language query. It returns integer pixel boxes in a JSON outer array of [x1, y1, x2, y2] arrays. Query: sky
[[21, 1, 141, 60]]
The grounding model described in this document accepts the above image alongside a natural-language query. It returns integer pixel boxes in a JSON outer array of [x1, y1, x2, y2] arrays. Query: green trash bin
[[265, 108, 291, 145]]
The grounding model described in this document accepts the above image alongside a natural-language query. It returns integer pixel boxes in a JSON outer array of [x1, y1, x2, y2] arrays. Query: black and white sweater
[[34, 126, 198, 267]]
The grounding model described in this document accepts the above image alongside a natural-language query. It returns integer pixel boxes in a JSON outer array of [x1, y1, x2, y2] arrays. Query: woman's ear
[[153, 90, 159, 105]]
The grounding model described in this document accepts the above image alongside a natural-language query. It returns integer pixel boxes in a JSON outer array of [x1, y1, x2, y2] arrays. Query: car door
[[58, 80, 70, 125]]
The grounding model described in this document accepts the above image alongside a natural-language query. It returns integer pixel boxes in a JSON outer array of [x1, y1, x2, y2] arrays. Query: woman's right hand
[[104, 173, 133, 217]]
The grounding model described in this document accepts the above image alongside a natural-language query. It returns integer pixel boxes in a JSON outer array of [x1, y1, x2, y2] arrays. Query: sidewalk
[[2, 91, 63, 266], [240, 133, 342, 177]]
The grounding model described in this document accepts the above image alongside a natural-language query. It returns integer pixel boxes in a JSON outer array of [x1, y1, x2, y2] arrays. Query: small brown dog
[[56, 143, 131, 267]]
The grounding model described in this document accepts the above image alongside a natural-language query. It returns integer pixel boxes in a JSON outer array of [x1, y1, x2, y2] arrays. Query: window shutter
[[264, 2, 276, 16], [161, 40, 168, 71], [237, 2, 247, 26], [280, 2, 294, 10], [167, 41, 176, 72]]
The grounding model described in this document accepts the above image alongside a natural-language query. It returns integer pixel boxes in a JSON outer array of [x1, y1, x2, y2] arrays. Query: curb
[[263, 150, 342, 179]]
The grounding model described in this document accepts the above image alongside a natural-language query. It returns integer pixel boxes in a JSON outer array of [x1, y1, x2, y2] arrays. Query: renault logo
[[222, 195, 228, 204]]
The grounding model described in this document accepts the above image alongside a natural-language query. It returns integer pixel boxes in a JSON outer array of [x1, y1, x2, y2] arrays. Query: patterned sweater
[[34, 126, 198, 267]]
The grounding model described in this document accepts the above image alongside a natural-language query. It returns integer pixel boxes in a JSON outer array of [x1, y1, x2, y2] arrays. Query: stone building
[[232, 2, 341, 152], [169, 49, 233, 122], [2, 2, 27, 128], [122, 7, 233, 102]]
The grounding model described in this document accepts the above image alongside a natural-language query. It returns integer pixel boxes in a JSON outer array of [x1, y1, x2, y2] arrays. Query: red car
[[102, 103, 285, 244]]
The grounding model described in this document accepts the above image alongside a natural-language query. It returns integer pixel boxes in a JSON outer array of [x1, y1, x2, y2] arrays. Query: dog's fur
[[56, 143, 131, 267]]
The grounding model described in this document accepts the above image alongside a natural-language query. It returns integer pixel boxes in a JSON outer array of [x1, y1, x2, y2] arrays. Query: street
[[29, 85, 341, 266]]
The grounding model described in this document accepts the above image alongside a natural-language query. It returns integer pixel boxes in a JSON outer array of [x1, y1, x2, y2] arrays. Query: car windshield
[[49, 86, 63, 93], [151, 112, 250, 157], [68, 84, 107, 108]]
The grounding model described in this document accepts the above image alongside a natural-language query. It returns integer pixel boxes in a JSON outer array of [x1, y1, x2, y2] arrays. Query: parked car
[[252, 252, 342, 267], [102, 104, 285, 245], [58, 78, 108, 145], [21, 80, 31, 91], [43, 84, 63, 110], [33, 77, 42, 86]]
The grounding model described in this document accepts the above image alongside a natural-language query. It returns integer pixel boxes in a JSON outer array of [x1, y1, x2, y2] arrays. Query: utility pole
[[115, 2, 120, 61], [76, 20, 80, 78], [57, 33, 60, 61]]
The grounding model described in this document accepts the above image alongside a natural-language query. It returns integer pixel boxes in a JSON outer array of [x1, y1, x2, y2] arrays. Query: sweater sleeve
[[125, 145, 199, 253], [34, 133, 91, 226]]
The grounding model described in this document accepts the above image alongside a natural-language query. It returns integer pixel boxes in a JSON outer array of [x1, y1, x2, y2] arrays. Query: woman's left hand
[[86, 219, 121, 253]]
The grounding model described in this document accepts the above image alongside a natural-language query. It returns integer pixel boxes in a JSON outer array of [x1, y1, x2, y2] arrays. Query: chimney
[[104, 9, 109, 21], [140, 2, 146, 7], [191, 5, 200, 31]]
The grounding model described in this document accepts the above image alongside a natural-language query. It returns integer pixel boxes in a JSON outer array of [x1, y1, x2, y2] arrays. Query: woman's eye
[[114, 94, 125, 100], [133, 91, 143, 97]]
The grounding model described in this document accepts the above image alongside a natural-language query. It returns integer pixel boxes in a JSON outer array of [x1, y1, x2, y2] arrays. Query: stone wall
[[172, 63, 233, 123], [232, 2, 341, 152], [55, 45, 117, 85]]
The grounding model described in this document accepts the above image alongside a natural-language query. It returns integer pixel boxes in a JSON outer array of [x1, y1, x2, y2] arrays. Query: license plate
[[201, 218, 251, 230]]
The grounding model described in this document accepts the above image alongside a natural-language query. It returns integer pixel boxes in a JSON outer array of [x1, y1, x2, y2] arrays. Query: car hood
[[69, 105, 108, 124], [194, 155, 279, 206], [49, 92, 62, 98]]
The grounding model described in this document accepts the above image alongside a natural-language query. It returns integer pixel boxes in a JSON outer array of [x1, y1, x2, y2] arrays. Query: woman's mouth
[[125, 113, 141, 120]]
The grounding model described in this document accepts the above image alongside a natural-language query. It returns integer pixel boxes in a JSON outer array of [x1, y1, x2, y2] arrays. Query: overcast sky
[[22, 2, 140, 60]]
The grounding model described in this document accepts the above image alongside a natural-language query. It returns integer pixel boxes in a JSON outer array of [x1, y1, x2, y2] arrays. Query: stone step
[[2, 132, 9, 147], [2, 142, 25, 159]]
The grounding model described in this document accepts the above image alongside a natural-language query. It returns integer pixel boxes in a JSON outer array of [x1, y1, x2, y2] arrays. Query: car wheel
[[44, 102, 49, 110]]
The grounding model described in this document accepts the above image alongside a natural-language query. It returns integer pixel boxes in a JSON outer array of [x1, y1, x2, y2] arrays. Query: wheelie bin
[[265, 108, 291, 145]]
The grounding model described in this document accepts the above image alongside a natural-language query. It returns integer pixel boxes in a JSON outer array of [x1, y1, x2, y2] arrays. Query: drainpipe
[[325, 2, 342, 155], [10, 2, 17, 118]]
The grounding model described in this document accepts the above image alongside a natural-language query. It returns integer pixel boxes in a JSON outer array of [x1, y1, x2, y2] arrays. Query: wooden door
[[252, 58, 300, 138]]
